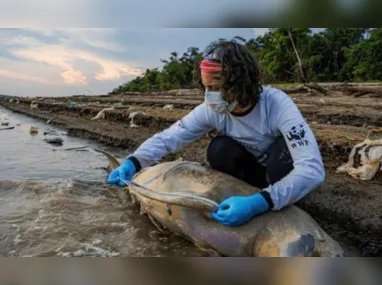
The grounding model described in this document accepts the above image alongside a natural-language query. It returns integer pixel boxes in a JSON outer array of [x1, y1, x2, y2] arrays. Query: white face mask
[[205, 91, 237, 114]]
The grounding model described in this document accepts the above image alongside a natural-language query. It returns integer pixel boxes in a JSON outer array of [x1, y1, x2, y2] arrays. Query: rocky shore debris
[[44, 137, 64, 146], [68, 103, 86, 109], [43, 130, 59, 136], [29, 126, 38, 134]]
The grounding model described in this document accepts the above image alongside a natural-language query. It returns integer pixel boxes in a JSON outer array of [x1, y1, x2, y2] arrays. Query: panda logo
[[287, 124, 306, 142]]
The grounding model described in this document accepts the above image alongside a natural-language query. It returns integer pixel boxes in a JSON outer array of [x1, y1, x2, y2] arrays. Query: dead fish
[[90, 106, 115, 120], [336, 138, 382, 180], [30, 101, 38, 110], [92, 148, 344, 257]]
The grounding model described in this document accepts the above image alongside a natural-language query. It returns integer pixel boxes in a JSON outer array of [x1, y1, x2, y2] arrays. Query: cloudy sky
[[0, 0, 366, 97], [0, 28, 274, 97]]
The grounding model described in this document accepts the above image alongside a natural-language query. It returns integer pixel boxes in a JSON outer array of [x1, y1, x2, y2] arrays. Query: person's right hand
[[107, 159, 137, 187]]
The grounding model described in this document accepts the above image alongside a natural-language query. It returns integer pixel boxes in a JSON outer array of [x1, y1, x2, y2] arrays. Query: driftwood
[[280, 84, 329, 96], [304, 83, 329, 95], [280, 86, 307, 94], [342, 86, 382, 97]]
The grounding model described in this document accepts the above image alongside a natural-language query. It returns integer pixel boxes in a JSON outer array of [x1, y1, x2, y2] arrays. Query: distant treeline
[[109, 28, 382, 94]]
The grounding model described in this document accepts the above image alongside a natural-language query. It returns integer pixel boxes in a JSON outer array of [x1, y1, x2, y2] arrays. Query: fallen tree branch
[[304, 83, 330, 95]]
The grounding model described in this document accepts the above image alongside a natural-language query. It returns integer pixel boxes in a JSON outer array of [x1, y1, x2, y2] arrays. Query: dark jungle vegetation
[[110, 28, 382, 94]]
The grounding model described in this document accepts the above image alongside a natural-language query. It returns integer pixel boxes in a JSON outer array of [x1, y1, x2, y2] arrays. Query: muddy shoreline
[[1, 91, 381, 256]]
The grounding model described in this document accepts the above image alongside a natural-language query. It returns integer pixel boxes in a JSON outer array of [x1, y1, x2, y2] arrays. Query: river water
[[0, 106, 207, 257]]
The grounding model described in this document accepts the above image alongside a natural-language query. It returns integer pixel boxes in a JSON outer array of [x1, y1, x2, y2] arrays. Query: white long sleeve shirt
[[128, 86, 325, 211]]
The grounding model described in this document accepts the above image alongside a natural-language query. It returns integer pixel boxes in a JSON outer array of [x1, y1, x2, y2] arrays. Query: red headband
[[200, 60, 222, 73]]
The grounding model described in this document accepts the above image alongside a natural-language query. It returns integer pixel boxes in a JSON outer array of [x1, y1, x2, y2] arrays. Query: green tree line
[[109, 28, 382, 94]]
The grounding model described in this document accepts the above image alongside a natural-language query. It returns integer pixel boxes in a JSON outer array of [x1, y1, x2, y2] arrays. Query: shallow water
[[0, 107, 107, 181], [0, 106, 207, 257]]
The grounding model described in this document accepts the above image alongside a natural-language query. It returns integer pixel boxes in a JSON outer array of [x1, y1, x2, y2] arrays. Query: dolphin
[[70, 147, 345, 257]]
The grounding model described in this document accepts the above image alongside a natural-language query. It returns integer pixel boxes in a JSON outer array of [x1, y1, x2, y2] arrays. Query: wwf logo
[[287, 124, 309, 149], [287, 124, 306, 141]]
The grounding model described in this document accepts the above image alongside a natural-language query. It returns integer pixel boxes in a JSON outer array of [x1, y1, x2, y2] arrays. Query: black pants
[[207, 135, 294, 189]]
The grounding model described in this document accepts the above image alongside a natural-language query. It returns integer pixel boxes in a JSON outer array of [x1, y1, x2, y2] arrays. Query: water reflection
[[0, 107, 206, 257], [0, 107, 111, 181]]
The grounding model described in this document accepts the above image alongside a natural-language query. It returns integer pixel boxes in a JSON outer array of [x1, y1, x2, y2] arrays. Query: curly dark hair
[[195, 39, 263, 108]]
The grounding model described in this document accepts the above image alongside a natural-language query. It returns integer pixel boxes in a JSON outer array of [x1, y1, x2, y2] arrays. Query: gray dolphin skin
[[74, 147, 345, 257]]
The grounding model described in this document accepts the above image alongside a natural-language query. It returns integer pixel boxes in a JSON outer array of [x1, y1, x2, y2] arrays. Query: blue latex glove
[[210, 193, 270, 227], [107, 159, 136, 187]]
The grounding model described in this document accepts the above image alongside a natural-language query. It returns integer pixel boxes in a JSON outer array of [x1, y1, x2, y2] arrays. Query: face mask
[[205, 91, 237, 114]]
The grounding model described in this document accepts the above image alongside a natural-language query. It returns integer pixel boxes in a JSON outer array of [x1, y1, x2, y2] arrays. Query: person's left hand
[[210, 193, 269, 227]]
